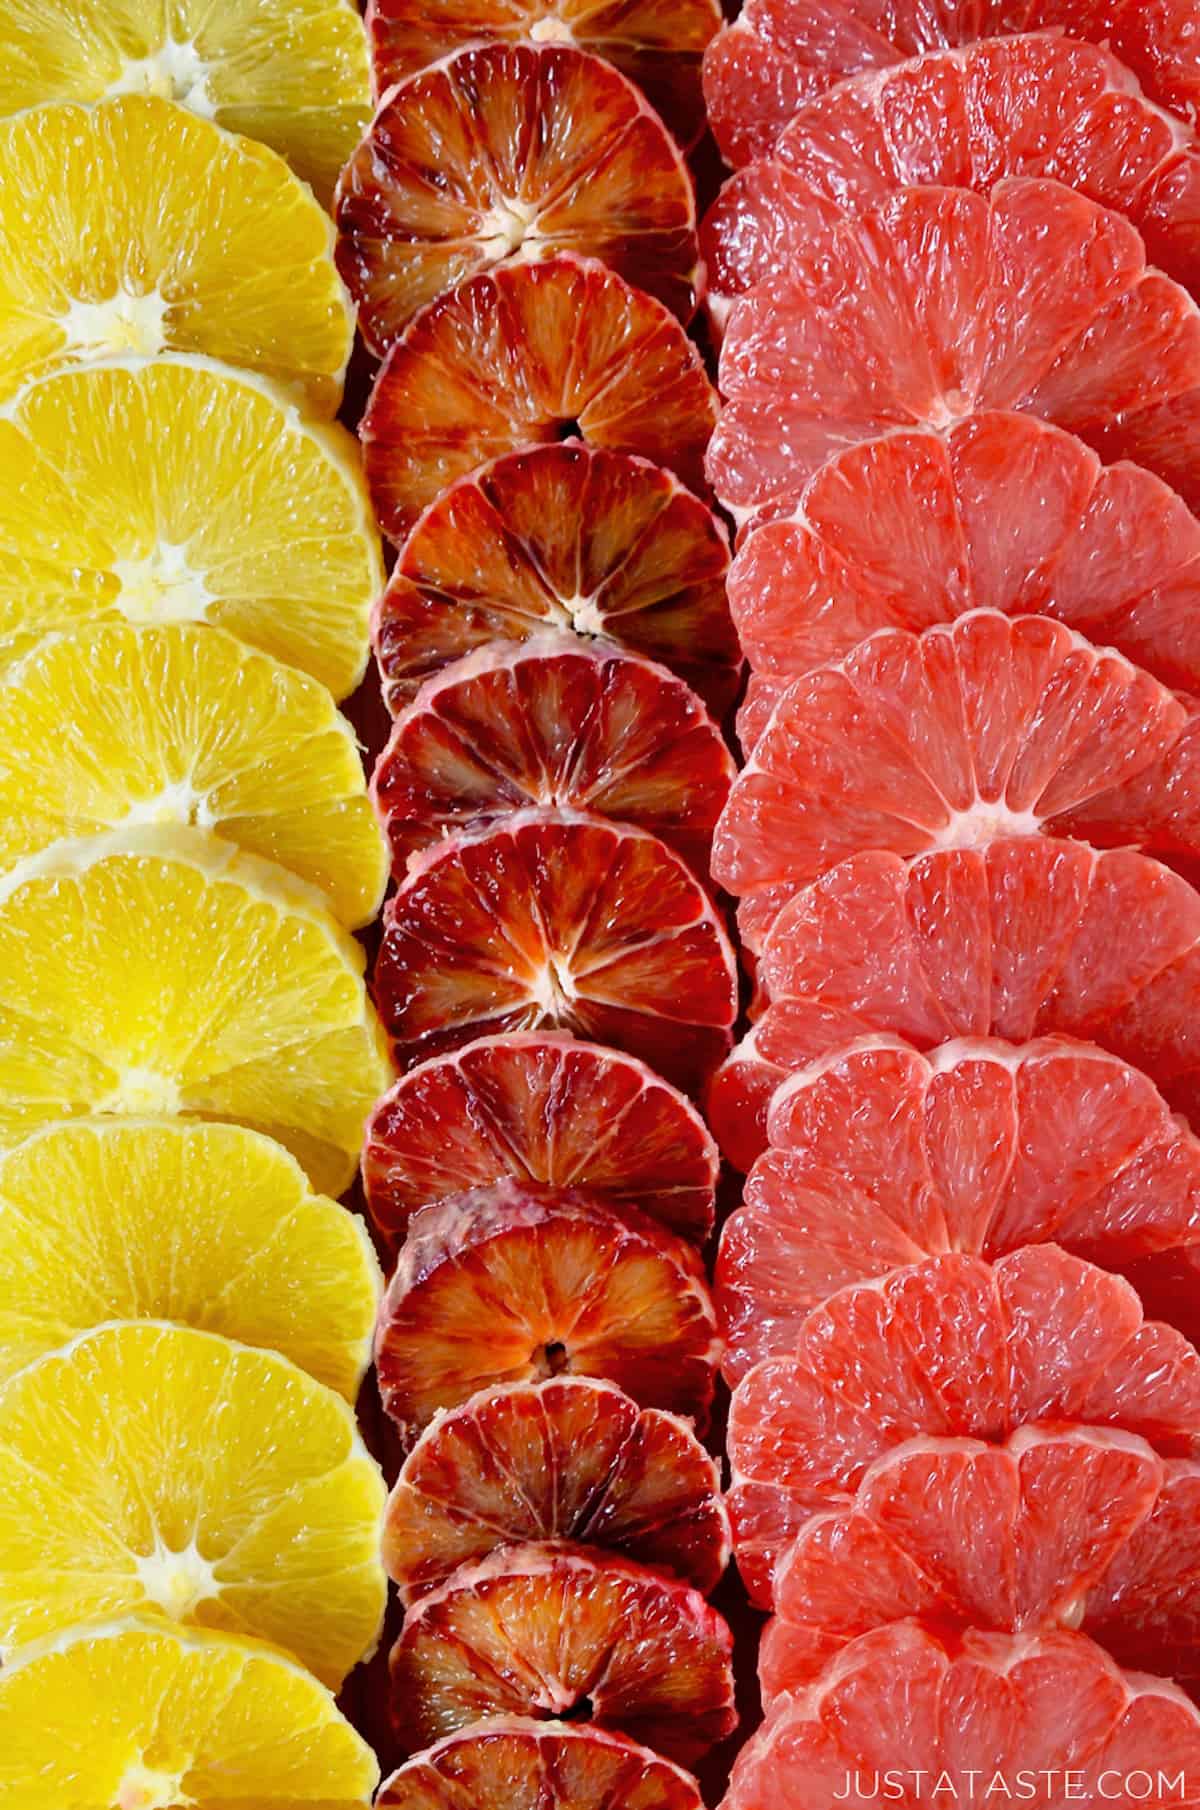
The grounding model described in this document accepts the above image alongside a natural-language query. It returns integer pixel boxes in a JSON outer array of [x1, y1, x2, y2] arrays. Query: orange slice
[[377, 1721, 706, 1810]]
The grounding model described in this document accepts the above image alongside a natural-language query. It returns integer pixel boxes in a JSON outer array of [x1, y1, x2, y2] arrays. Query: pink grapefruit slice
[[363, 255, 718, 540], [702, 0, 1200, 169], [373, 443, 739, 718], [707, 177, 1200, 520], [362, 1032, 718, 1249], [383, 1375, 729, 1602], [718, 1036, 1200, 1384], [728, 1243, 1200, 1603], [336, 43, 699, 348], [389, 1545, 737, 1765], [373, 1180, 720, 1442], [377, 1720, 706, 1810], [370, 636, 734, 878], [372, 807, 737, 1095]]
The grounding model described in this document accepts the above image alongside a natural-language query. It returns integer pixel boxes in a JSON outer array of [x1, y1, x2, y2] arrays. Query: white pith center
[[529, 14, 575, 41], [532, 954, 577, 1016], [479, 195, 544, 261], [104, 39, 216, 119], [122, 778, 212, 831], [562, 593, 606, 635], [108, 1067, 183, 1116], [931, 798, 1044, 851], [115, 1758, 192, 1810], [112, 544, 211, 625], [60, 287, 170, 361], [136, 1538, 219, 1621]]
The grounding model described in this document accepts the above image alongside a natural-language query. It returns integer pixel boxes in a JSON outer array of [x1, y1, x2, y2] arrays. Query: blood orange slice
[[373, 1181, 720, 1442], [373, 807, 737, 1095], [363, 256, 718, 540], [702, 0, 1200, 169], [389, 1545, 737, 1764], [715, 611, 1191, 950], [719, 1036, 1200, 1384], [362, 1033, 718, 1249], [383, 1376, 729, 1601], [336, 43, 698, 346], [377, 1720, 706, 1810], [725, 1623, 1200, 1810], [370, 636, 734, 878], [703, 35, 1200, 320], [372, 443, 738, 718], [728, 1243, 1200, 1603], [707, 178, 1200, 520]]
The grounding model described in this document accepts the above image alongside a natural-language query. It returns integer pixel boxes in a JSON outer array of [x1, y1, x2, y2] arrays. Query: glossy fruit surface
[[378, 1720, 705, 1810]]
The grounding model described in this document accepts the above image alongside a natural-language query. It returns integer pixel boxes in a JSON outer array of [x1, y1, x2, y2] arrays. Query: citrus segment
[[705, 1023, 788, 1173], [384, 1376, 729, 1601], [373, 443, 738, 716], [374, 1182, 720, 1441], [336, 43, 698, 342], [702, 0, 1200, 168], [389, 1546, 737, 1764], [707, 178, 1200, 519], [367, 0, 722, 149], [362, 257, 718, 539], [725, 1623, 1200, 1810], [0, 97, 351, 414], [0, 358, 382, 697], [363, 1033, 718, 1248], [0, 1321, 386, 1684], [0, 0, 371, 204], [378, 1721, 706, 1810], [0, 1619, 378, 1810], [374, 808, 737, 1095], [728, 1244, 1200, 1602], [0, 1117, 380, 1396], [372, 636, 733, 878], [715, 612, 1191, 950], [0, 623, 384, 926], [0, 826, 391, 1195]]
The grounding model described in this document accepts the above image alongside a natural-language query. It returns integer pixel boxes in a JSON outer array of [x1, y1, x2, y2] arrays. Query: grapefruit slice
[[388, 1545, 736, 1764], [373, 442, 738, 717], [362, 1032, 718, 1248], [373, 807, 737, 1096], [707, 177, 1200, 520], [373, 1181, 720, 1442], [703, 35, 1200, 319], [719, 1036, 1200, 1384], [371, 636, 733, 878], [725, 1623, 1200, 1810], [705, 1022, 789, 1174], [383, 1376, 729, 1601], [362, 256, 718, 540], [378, 1722, 704, 1810], [726, 413, 1200, 712], [366, 0, 722, 150], [728, 1243, 1200, 1603], [716, 611, 1193, 949], [701, 0, 1200, 168], [336, 42, 698, 345]]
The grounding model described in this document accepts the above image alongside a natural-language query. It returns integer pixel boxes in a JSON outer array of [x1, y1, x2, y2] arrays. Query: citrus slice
[[0, 97, 352, 414], [719, 1036, 1200, 1385], [389, 1545, 737, 1764], [373, 442, 738, 716], [0, 623, 384, 926], [702, 0, 1200, 168], [374, 1181, 720, 1441], [725, 1623, 1200, 1810], [367, 0, 722, 150], [336, 43, 699, 345], [0, 358, 381, 697], [384, 1376, 729, 1601], [0, 826, 391, 1195], [378, 1721, 705, 1810], [374, 807, 737, 1095], [0, 0, 371, 204], [362, 256, 718, 539], [703, 35, 1200, 320], [708, 177, 1200, 520], [728, 1244, 1200, 1603], [0, 1618, 378, 1810], [0, 1321, 386, 1685], [0, 1117, 380, 1396], [726, 412, 1200, 712], [363, 1033, 719, 1248], [705, 1022, 787, 1174], [371, 636, 734, 878]]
